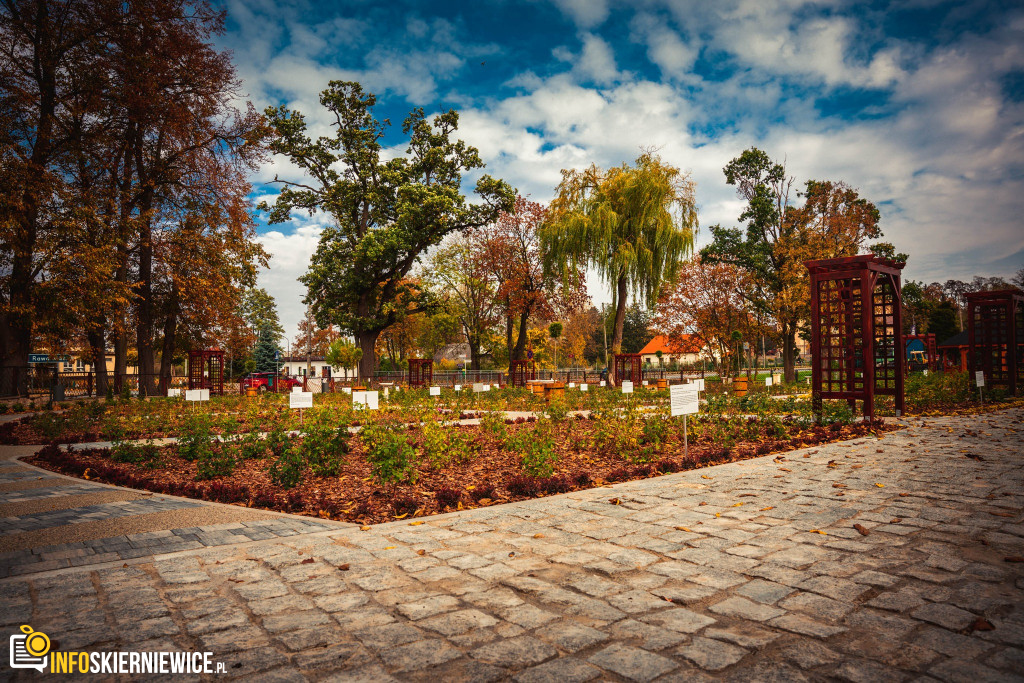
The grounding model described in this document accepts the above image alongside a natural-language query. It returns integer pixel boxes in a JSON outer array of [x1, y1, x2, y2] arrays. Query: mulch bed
[[27, 417, 895, 525]]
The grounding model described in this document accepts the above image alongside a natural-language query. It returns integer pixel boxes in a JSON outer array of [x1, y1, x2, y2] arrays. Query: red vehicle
[[242, 372, 301, 393]]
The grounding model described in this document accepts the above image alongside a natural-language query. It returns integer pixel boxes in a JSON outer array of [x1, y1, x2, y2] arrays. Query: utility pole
[[603, 304, 609, 369]]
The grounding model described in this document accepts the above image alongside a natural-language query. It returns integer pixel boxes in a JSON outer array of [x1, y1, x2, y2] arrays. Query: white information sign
[[365, 391, 379, 410], [454, 384, 462, 391], [352, 391, 366, 408], [765, 376, 773, 387], [621, 381, 633, 394], [568, 382, 576, 388], [473, 383, 485, 393], [292, 386, 302, 393], [599, 380, 606, 387], [342, 387, 352, 394], [642, 380, 648, 386], [580, 383, 588, 392], [695, 379, 705, 392], [429, 386, 441, 396], [166, 388, 181, 398], [975, 371, 985, 387], [289, 391, 313, 409], [670, 383, 700, 416], [483, 384, 491, 392], [185, 389, 209, 402]]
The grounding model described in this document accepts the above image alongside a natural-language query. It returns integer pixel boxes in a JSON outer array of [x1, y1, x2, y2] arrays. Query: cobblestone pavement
[[0, 450, 341, 577], [2, 409, 1023, 681]]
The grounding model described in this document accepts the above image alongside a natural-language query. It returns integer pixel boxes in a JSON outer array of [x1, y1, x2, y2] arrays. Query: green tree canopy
[[261, 81, 515, 379], [239, 288, 285, 346], [540, 152, 697, 382], [252, 324, 281, 374], [325, 338, 363, 374]]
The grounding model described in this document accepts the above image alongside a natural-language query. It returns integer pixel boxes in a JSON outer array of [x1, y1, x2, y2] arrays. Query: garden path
[[1, 409, 1022, 681]]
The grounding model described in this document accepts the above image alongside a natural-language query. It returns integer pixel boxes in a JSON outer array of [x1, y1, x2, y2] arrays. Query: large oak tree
[[263, 81, 514, 380]]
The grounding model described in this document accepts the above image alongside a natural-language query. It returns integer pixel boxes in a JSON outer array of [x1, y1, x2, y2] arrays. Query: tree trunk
[[356, 330, 378, 382], [505, 312, 514, 363], [512, 311, 530, 361], [783, 320, 797, 384], [88, 329, 108, 397], [468, 334, 481, 372], [135, 193, 157, 396], [158, 285, 179, 393], [608, 275, 628, 386]]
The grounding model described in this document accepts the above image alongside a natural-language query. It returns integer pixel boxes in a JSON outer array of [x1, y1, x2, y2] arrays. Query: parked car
[[242, 372, 301, 393]]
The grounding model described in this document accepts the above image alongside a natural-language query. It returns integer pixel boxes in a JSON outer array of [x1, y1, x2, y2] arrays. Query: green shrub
[[299, 413, 349, 478], [237, 430, 266, 460], [178, 414, 214, 462], [270, 444, 305, 488], [362, 422, 418, 486], [517, 422, 559, 478], [479, 411, 507, 439], [196, 445, 235, 480], [111, 439, 162, 468], [545, 400, 570, 423]]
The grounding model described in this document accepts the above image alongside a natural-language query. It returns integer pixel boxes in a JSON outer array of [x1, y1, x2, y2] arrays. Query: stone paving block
[[354, 622, 424, 650], [499, 604, 559, 629], [780, 640, 842, 669], [927, 659, 1009, 683], [736, 578, 794, 604], [607, 589, 673, 614], [396, 594, 461, 620], [768, 614, 847, 638], [534, 621, 609, 653], [911, 603, 978, 631], [514, 657, 601, 683], [912, 627, 995, 659], [676, 636, 748, 671], [611, 619, 688, 651], [703, 625, 780, 649], [797, 575, 871, 601], [640, 607, 716, 634], [472, 635, 558, 668], [587, 643, 678, 682], [832, 658, 908, 683], [779, 591, 854, 621], [709, 596, 785, 622], [419, 609, 499, 636], [262, 609, 331, 633]]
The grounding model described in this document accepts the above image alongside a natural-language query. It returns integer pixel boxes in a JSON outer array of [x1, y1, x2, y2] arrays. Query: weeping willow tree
[[540, 152, 697, 382]]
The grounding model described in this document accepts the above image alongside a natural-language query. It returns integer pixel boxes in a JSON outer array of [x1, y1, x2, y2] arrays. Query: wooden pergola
[[187, 349, 225, 395], [967, 289, 1023, 396], [806, 255, 905, 420], [613, 353, 642, 386], [509, 359, 535, 388], [408, 358, 433, 387]]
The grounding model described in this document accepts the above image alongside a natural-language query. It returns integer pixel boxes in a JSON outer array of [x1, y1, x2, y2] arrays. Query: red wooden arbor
[[187, 349, 225, 395], [904, 333, 939, 373], [806, 255, 905, 420], [408, 358, 433, 387], [613, 353, 642, 386], [509, 359, 535, 387], [966, 290, 1023, 396]]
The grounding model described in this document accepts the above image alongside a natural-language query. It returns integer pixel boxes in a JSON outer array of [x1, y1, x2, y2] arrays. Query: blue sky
[[217, 0, 1024, 340]]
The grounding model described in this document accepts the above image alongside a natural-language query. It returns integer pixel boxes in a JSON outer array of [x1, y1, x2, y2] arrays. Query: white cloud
[[255, 220, 326, 343], [547, 0, 609, 29]]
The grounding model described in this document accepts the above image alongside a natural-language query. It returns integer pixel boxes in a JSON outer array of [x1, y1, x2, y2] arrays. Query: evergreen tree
[[252, 325, 281, 374]]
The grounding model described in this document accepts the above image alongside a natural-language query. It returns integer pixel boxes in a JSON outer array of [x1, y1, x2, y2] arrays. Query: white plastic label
[[352, 391, 366, 408], [473, 383, 485, 393], [342, 387, 352, 394], [975, 371, 985, 387], [765, 377, 773, 387], [599, 380, 606, 387], [454, 384, 462, 391], [365, 391, 379, 410], [185, 389, 208, 402], [429, 386, 441, 396], [292, 386, 302, 393], [670, 383, 699, 416], [580, 384, 588, 392], [290, 391, 313, 409], [621, 381, 633, 394], [166, 388, 180, 398]]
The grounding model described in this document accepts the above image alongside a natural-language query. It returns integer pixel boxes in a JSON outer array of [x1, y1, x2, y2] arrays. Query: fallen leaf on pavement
[[854, 524, 870, 536], [300, 558, 315, 565]]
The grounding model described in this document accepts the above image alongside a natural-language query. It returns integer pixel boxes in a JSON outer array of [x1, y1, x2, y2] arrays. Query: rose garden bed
[[28, 412, 894, 525]]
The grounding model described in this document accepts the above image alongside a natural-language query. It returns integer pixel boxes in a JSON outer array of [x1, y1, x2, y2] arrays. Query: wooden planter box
[[656, 379, 668, 390], [544, 382, 565, 401]]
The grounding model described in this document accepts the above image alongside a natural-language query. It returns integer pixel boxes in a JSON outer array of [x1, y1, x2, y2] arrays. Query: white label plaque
[[365, 391, 379, 410], [473, 383, 485, 393], [765, 377, 773, 387], [580, 383, 588, 392], [670, 383, 699, 416], [290, 391, 313, 409], [166, 388, 181, 398], [429, 386, 441, 396], [621, 381, 633, 394], [185, 389, 208, 402], [975, 371, 985, 387]]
